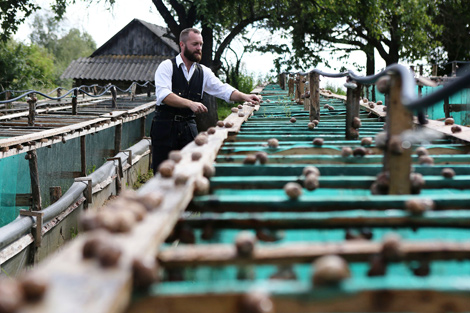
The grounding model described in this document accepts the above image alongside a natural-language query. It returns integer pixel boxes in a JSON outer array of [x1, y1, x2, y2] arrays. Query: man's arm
[[230, 90, 260, 104], [161, 93, 208, 114]]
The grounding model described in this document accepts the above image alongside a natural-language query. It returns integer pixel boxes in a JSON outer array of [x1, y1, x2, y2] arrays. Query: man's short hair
[[180, 28, 201, 43]]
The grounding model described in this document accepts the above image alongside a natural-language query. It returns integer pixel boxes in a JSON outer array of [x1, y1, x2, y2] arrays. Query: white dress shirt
[[154, 54, 236, 106]]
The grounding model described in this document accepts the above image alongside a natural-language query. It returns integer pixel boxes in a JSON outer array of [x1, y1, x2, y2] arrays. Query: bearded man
[[151, 28, 259, 173]]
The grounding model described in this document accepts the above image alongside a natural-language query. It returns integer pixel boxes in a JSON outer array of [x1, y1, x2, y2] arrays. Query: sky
[[14, 0, 386, 88]]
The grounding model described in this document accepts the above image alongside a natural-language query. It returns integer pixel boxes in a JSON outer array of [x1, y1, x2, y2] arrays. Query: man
[[151, 28, 259, 173]]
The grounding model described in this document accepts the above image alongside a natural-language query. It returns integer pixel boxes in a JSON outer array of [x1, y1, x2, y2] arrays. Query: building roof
[[60, 55, 170, 81], [91, 19, 179, 57]]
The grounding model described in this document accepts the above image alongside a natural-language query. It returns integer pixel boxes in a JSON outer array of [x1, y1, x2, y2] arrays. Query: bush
[[0, 40, 55, 95], [324, 82, 346, 96], [216, 69, 256, 120]]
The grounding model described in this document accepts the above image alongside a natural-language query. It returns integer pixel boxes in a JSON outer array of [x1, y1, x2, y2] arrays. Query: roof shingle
[[60, 55, 170, 81]]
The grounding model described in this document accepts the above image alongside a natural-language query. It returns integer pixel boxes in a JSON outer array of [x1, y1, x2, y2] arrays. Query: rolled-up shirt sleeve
[[202, 66, 236, 103], [154, 59, 173, 106]]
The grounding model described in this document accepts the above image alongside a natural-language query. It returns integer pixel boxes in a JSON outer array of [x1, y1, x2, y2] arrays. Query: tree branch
[[152, 0, 182, 44], [213, 15, 268, 67]]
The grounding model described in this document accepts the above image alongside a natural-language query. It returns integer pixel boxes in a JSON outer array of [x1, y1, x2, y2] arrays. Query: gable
[[91, 19, 178, 57]]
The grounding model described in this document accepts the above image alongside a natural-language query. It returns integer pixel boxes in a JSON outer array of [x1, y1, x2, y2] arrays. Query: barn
[[61, 18, 179, 91]]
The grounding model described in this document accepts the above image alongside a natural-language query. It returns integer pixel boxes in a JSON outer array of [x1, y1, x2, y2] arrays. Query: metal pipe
[[0, 138, 151, 250]]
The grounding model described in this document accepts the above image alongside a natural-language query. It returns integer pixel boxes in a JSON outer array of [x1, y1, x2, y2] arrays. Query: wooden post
[[115, 123, 122, 155], [294, 74, 300, 102], [452, 61, 457, 77], [140, 116, 146, 138], [279, 73, 286, 90], [147, 84, 152, 98], [444, 97, 450, 118], [5, 91, 11, 100], [131, 82, 137, 101], [418, 65, 423, 98], [383, 73, 413, 195], [27, 94, 37, 126], [111, 86, 117, 108], [303, 81, 310, 111], [432, 64, 438, 77], [346, 82, 361, 140], [72, 89, 78, 115], [309, 72, 320, 121], [297, 75, 305, 105], [93, 85, 98, 96], [288, 76, 294, 97], [49, 186, 62, 204], [26, 150, 41, 211], [80, 136, 87, 176], [57, 88, 61, 102]]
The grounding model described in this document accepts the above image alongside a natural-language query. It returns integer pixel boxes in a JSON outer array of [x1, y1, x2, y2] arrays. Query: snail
[[284, 182, 303, 200]]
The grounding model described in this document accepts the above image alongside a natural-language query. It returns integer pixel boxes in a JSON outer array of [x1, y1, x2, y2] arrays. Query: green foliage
[[324, 82, 346, 96], [133, 170, 154, 190], [217, 69, 256, 120], [0, 40, 55, 92], [0, 0, 38, 42], [275, 0, 442, 70], [217, 101, 232, 121], [428, 0, 470, 74], [29, 13, 96, 86]]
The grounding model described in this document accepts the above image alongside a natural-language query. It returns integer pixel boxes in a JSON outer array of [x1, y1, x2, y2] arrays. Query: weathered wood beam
[[128, 288, 470, 313], [308, 72, 320, 121], [345, 82, 361, 140], [383, 74, 413, 194], [158, 240, 470, 268], [26, 150, 41, 210]]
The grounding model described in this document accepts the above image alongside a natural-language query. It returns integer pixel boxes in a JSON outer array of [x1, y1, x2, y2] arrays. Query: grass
[[324, 82, 347, 96], [133, 169, 154, 189], [217, 100, 233, 121]]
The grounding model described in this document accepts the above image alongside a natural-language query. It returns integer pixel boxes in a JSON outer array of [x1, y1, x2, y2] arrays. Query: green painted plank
[[151, 276, 470, 296], [191, 188, 470, 212], [210, 175, 470, 189], [213, 164, 470, 176], [215, 154, 470, 165]]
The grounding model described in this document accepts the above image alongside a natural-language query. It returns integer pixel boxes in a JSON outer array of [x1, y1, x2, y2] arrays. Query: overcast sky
[[15, 0, 384, 87]]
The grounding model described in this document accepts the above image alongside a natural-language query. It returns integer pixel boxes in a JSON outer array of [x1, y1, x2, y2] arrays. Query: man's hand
[[188, 101, 208, 114], [243, 94, 260, 104], [230, 90, 260, 104]]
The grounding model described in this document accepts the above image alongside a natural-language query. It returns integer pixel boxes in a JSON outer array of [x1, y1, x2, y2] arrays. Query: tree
[[0, 40, 55, 93], [0, 0, 39, 42], [29, 13, 96, 85], [152, 0, 287, 74], [272, 0, 441, 72], [428, 0, 470, 74]]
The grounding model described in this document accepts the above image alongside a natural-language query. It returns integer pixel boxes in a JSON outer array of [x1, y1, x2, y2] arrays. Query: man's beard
[[184, 48, 202, 62]]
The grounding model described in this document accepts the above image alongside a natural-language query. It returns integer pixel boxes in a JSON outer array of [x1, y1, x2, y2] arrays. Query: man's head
[[179, 28, 203, 63]]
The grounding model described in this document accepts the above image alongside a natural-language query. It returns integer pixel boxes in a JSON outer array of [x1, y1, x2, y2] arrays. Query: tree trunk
[[365, 45, 376, 101], [201, 25, 214, 71]]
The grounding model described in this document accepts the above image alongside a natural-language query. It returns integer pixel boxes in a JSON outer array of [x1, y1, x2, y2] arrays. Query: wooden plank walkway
[[5, 81, 470, 313]]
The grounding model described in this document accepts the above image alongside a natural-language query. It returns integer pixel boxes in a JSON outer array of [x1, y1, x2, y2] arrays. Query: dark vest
[[159, 57, 204, 117]]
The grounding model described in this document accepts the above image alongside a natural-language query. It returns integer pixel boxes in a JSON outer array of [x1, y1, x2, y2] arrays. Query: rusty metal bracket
[[19, 210, 44, 247], [74, 177, 93, 204], [120, 149, 133, 165], [107, 157, 123, 179]]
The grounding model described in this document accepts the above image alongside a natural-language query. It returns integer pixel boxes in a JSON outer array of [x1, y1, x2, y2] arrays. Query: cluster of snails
[[216, 120, 234, 128], [0, 271, 50, 312], [243, 152, 269, 165], [445, 117, 463, 133], [302, 166, 320, 192], [308, 119, 319, 130], [361, 98, 384, 110]]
